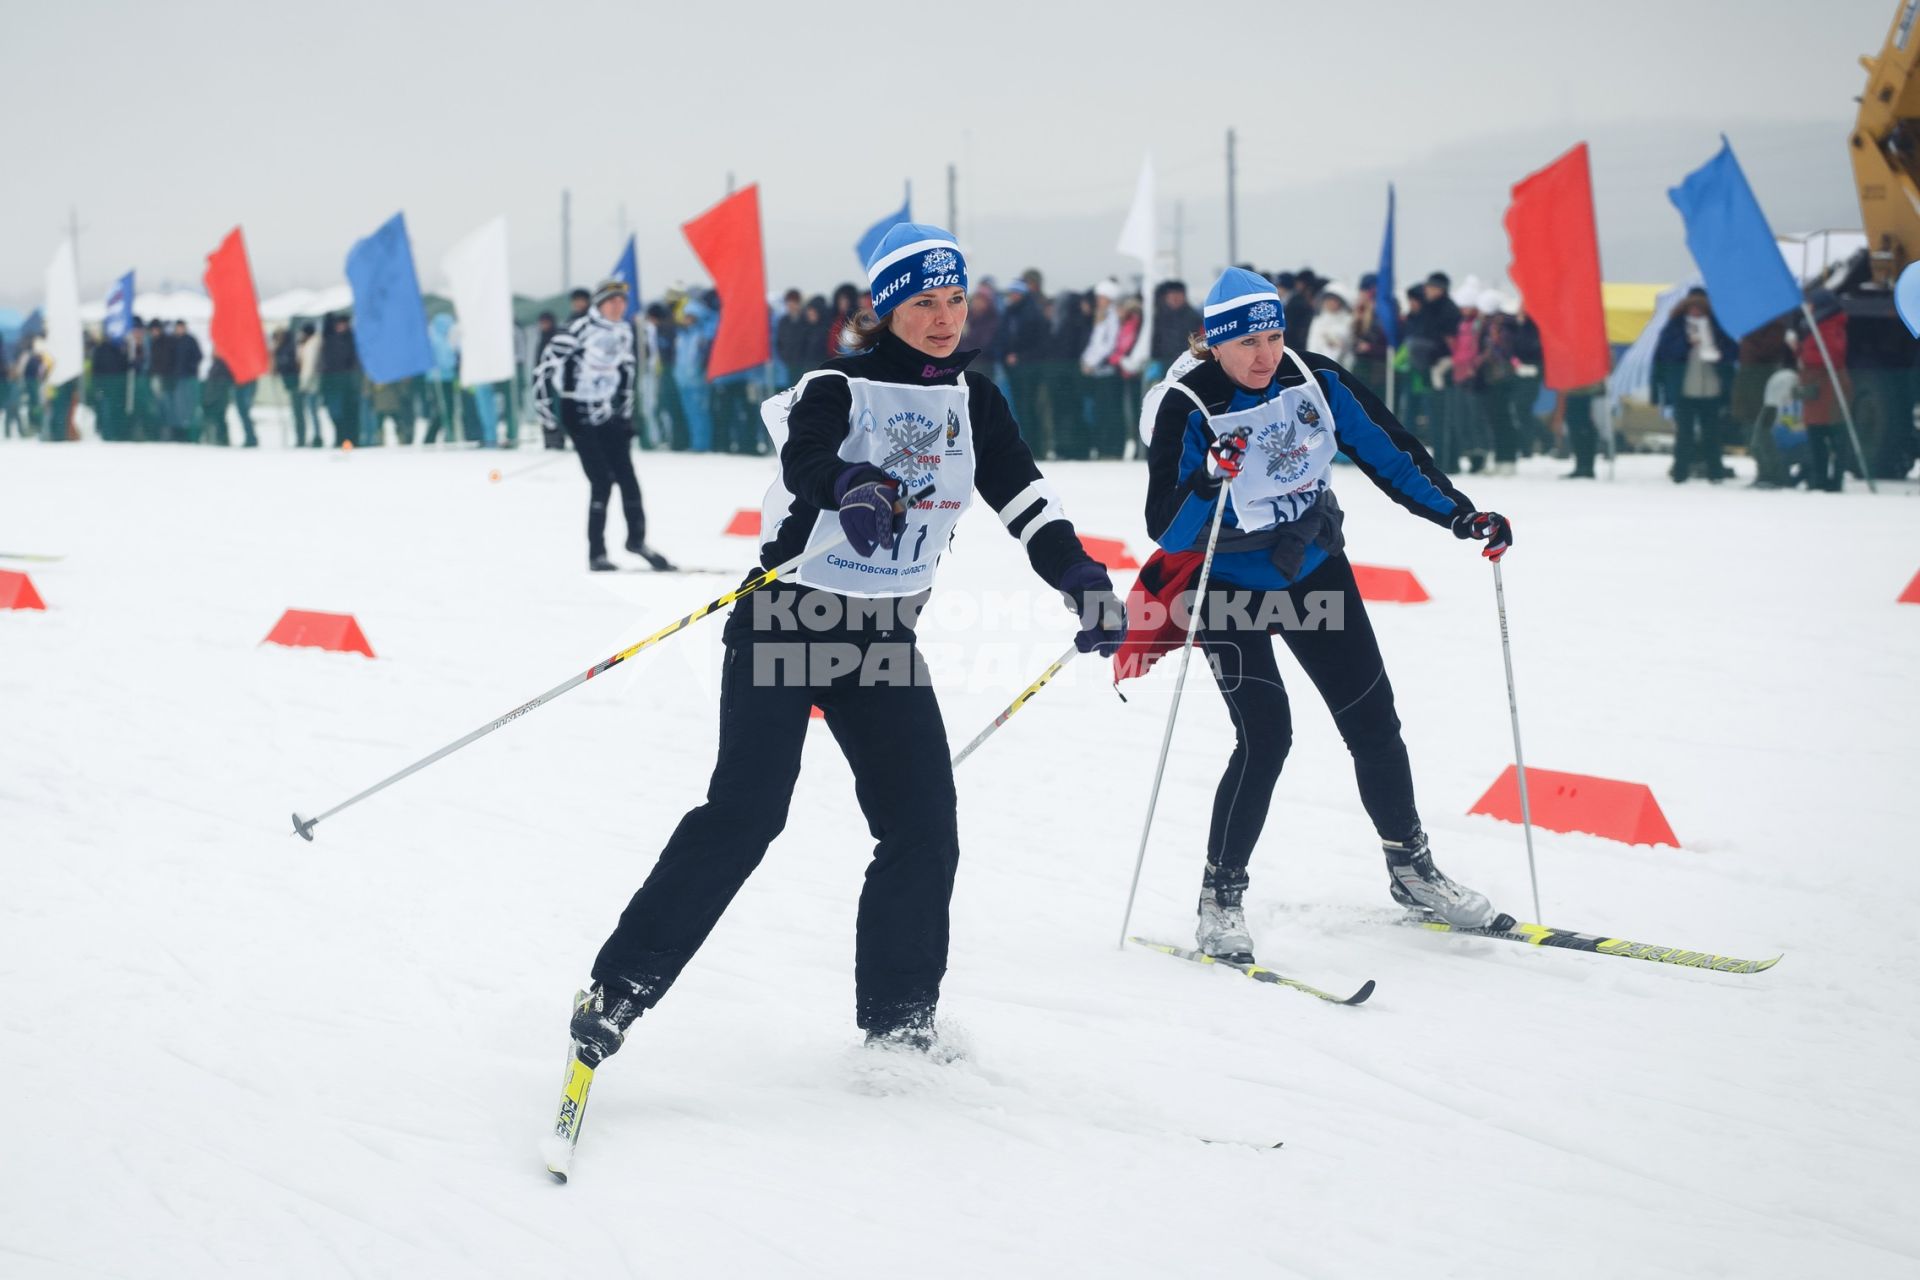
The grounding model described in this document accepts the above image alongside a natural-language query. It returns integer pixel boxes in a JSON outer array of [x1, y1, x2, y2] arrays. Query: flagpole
[[1799, 302, 1877, 494]]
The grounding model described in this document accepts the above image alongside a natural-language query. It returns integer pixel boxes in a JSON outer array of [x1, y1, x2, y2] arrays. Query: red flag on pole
[[203, 227, 270, 385], [1503, 143, 1610, 392], [682, 186, 770, 381]]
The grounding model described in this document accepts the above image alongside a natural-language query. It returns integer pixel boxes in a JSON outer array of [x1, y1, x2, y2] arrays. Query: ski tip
[[1345, 979, 1377, 1006], [547, 1167, 569, 1185], [290, 812, 316, 842]]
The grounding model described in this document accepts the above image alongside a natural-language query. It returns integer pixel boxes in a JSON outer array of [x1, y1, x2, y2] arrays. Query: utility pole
[[1174, 200, 1185, 282], [1225, 129, 1238, 266], [561, 189, 572, 293], [946, 163, 957, 234]]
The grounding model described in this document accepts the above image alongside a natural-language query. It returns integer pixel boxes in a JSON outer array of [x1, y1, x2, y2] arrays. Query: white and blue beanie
[[865, 222, 968, 319], [1202, 267, 1285, 347]]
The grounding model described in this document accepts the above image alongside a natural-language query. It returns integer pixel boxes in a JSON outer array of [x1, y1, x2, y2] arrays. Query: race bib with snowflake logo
[[758, 373, 976, 598], [1220, 350, 1339, 531]]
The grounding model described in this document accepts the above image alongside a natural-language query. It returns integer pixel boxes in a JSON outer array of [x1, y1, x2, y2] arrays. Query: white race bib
[[1222, 350, 1338, 531], [759, 373, 977, 598]]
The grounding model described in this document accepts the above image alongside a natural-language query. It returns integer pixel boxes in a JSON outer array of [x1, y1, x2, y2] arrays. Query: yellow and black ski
[[543, 993, 598, 1184], [1403, 913, 1781, 974], [1130, 937, 1375, 1005]]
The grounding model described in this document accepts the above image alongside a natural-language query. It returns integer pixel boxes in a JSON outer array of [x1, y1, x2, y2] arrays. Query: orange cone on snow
[[1080, 536, 1139, 571], [724, 509, 762, 537], [1470, 765, 1679, 847], [0, 570, 46, 611], [1350, 563, 1429, 604], [263, 609, 376, 658]]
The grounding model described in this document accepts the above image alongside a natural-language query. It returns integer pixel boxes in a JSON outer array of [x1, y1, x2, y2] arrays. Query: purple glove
[[1059, 560, 1127, 656], [834, 464, 905, 558]]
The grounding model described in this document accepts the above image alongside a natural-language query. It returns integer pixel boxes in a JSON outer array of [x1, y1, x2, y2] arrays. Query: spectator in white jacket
[[1306, 290, 1356, 366]]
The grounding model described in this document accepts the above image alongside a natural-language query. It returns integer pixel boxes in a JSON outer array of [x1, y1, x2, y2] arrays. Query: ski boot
[[1384, 829, 1496, 928], [862, 1003, 939, 1055], [628, 541, 676, 572], [588, 551, 617, 572], [622, 504, 675, 571], [569, 977, 649, 1067], [1196, 861, 1255, 963]]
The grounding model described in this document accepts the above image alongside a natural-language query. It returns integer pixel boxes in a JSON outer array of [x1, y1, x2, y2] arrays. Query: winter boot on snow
[[1384, 829, 1496, 927], [587, 498, 616, 571], [569, 977, 649, 1067], [621, 503, 675, 570], [1196, 861, 1255, 963], [629, 541, 676, 571], [863, 1006, 938, 1054]]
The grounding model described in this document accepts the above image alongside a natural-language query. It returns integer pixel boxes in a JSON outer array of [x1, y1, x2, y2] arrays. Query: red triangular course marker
[[0, 569, 46, 610], [1081, 536, 1139, 571], [1350, 563, 1429, 604], [724, 509, 762, 537], [1469, 764, 1679, 847], [263, 609, 376, 658], [1899, 569, 1920, 604]]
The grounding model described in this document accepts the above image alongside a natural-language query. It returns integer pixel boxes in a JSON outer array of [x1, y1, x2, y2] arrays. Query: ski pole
[[949, 642, 1080, 769], [1117, 464, 1236, 948], [293, 429, 943, 842], [1492, 559, 1543, 923]]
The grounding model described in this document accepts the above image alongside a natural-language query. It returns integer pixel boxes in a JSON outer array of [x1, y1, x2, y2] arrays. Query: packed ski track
[[3, 429, 1917, 1278]]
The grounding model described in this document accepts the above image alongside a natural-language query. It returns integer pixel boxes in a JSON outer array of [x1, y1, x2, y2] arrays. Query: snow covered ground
[[3, 426, 1918, 1278]]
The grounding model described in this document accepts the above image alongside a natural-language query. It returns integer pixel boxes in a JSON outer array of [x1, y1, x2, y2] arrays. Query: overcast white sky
[[0, 0, 1898, 308]]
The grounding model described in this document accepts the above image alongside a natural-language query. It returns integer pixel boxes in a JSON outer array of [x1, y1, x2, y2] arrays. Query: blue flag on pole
[[611, 235, 640, 307], [104, 271, 136, 343], [1667, 137, 1802, 340], [344, 212, 434, 383], [1376, 185, 1399, 346], [855, 183, 912, 268]]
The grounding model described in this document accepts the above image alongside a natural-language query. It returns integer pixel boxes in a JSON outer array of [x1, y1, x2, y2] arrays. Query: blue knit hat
[[864, 222, 968, 319], [1202, 267, 1285, 347]]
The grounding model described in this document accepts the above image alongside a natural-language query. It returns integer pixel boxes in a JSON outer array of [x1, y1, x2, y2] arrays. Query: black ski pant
[[591, 585, 960, 1033], [1566, 391, 1598, 476], [568, 423, 643, 555], [1196, 553, 1420, 873], [1671, 396, 1724, 480]]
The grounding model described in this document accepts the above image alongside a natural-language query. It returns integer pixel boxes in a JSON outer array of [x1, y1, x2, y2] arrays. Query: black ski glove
[[1451, 510, 1514, 561], [1059, 560, 1127, 656]]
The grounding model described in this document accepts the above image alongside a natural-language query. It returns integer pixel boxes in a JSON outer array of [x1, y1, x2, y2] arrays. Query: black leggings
[[568, 424, 643, 554], [591, 586, 960, 1033], [1197, 553, 1420, 870]]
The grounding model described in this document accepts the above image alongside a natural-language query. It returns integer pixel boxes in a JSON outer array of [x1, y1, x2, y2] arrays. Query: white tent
[[259, 284, 354, 323], [75, 289, 214, 323], [1777, 230, 1867, 284]]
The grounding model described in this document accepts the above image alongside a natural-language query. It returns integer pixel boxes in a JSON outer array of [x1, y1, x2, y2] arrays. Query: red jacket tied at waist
[[1111, 548, 1205, 684]]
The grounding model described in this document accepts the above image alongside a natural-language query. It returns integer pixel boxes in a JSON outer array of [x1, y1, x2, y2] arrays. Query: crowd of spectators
[[0, 261, 1885, 490]]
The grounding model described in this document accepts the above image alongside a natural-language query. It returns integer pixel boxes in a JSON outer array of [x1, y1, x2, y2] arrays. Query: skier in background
[[1123, 267, 1512, 963], [567, 223, 1126, 1068], [534, 278, 675, 571]]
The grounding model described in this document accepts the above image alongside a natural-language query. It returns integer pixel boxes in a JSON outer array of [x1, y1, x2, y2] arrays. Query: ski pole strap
[[950, 642, 1080, 769]]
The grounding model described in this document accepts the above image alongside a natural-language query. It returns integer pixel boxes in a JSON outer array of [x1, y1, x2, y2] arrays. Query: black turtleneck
[[771, 328, 1091, 591]]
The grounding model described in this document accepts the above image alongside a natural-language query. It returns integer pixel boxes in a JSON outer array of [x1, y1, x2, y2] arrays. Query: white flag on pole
[[1116, 156, 1156, 375], [43, 239, 84, 387], [441, 216, 515, 387]]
